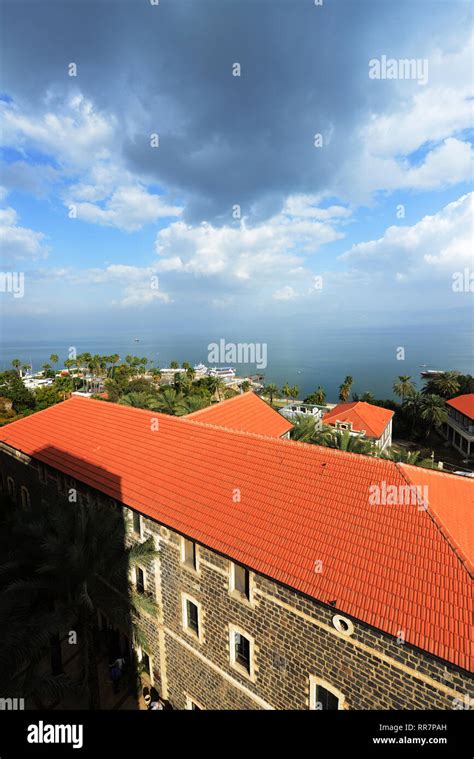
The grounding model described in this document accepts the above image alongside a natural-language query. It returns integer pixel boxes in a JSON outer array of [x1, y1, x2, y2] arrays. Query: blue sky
[[0, 0, 472, 339]]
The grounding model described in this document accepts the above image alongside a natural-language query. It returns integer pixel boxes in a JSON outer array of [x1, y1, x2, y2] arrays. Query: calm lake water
[[1, 324, 472, 403]]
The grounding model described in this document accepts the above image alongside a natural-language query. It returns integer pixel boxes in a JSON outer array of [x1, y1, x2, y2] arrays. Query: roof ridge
[[397, 463, 474, 578]]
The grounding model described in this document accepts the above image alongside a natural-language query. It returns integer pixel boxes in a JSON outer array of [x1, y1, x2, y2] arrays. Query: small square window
[[136, 567, 145, 594], [132, 511, 141, 535]]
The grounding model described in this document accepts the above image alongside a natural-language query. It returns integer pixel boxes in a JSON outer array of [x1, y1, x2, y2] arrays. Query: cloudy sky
[[0, 0, 472, 339]]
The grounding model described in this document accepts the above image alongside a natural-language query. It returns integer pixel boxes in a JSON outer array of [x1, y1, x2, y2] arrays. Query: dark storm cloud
[[0, 0, 466, 223]]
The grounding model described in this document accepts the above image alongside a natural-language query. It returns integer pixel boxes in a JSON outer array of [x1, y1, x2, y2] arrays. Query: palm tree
[[169, 361, 179, 369], [0, 493, 158, 709], [290, 385, 300, 402], [108, 354, 120, 378], [180, 395, 210, 414], [419, 394, 447, 438], [264, 383, 279, 404], [207, 376, 225, 402], [241, 381, 251, 392], [11, 359, 21, 375], [41, 362, 52, 377], [313, 386, 326, 405], [291, 415, 317, 442], [338, 376, 353, 402], [119, 392, 154, 409], [393, 376, 416, 403], [312, 427, 374, 454], [282, 383, 292, 404], [381, 448, 421, 465], [430, 371, 461, 399], [50, 354, 59, 368], [186, 367, 196, 381], [359, 391, 376, 403], [148, 387, 184, 416]]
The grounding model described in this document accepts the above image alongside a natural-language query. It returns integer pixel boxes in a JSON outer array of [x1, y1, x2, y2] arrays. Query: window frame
[[229, 624, 255, 681], [135, 565, 146, 595], [6, 476, 16, 501], [229, 561, 254, 605], [181, 593, 203, 643], [309, 676, 345, 710], [132, 510, 143, 538], [20, 485, 30, 509], [180, 537, 200, 574], [185, 695, 205, 710]]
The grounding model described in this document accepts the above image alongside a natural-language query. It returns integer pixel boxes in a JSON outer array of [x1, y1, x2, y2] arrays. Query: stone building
[[0, 395, 472, 710]]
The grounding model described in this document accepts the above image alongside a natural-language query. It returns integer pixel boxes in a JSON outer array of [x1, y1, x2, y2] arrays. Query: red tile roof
[[323, 402, 394, 439], [446, 394, 474, 420], [0, 397, 472, 671], [186, 392, 293, 437]]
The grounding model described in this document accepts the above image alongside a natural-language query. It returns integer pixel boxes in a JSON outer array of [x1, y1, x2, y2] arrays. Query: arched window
[[6, 477, 15, 501], [20, 486, 31, 509]]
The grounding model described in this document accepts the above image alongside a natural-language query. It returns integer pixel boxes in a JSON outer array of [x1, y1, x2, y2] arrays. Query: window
[[132, 511, 142, 536], [185, 695, 204, 710], [6, 477, 15, 501], [181, 537, 199, 571], [309, 676, 345, 710], [141, 650, 151, 677], [20, 486, 30, 509], [229, 625, 255, 679], [182, 594, 203, 641], [332, 614, 354, 636], [230, 562, 251, 602], [136, 567, 145, 595]]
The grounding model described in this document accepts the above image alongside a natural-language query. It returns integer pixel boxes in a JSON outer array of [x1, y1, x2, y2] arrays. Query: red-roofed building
[[323, 401, 394, 450], [186, 391, 293, 438], [443, 394, 474, 459], [0, 397, 472, 710]]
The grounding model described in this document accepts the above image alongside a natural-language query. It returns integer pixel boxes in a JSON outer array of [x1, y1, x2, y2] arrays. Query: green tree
[[291, 415, 317, 442], [339, 376, 353, 402], [419, 394, 447, 438], [148, 387, 185, 415], [304, 386, 326, 405], [169, 361, 179, 369], [430, 371, 461, 399], [264, 383, 279, 404], [241, 381, 251, 392], [393, 376, 416, 403], [282, 383, 292, 404], [50, 354, 59, 367], [207, 376, 225, 401], [0, 493, 158, 709], [11, 359, 22, 375], [119, 392, 154, 409]]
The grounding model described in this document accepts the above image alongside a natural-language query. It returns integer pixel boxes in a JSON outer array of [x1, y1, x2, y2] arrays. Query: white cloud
[[71, 186, 182, 232], [341, 192, 473, 275], [155, 207, 347, 281], [0, 206, 49, 262], [272, 285, 297, 301], [1, 93, 183, 232]]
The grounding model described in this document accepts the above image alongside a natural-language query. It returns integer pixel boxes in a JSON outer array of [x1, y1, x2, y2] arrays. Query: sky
[[0, 0, 473, 341]]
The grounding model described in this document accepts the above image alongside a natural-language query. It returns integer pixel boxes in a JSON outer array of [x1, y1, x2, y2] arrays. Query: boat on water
[[420, 369, 445, 378]]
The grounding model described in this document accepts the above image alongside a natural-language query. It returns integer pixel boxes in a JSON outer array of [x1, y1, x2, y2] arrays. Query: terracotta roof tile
[[323, 401, 394, 439], [446, 394, 474, 420], [186, 391, 293, 437], [0, 397, 472, 671]]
